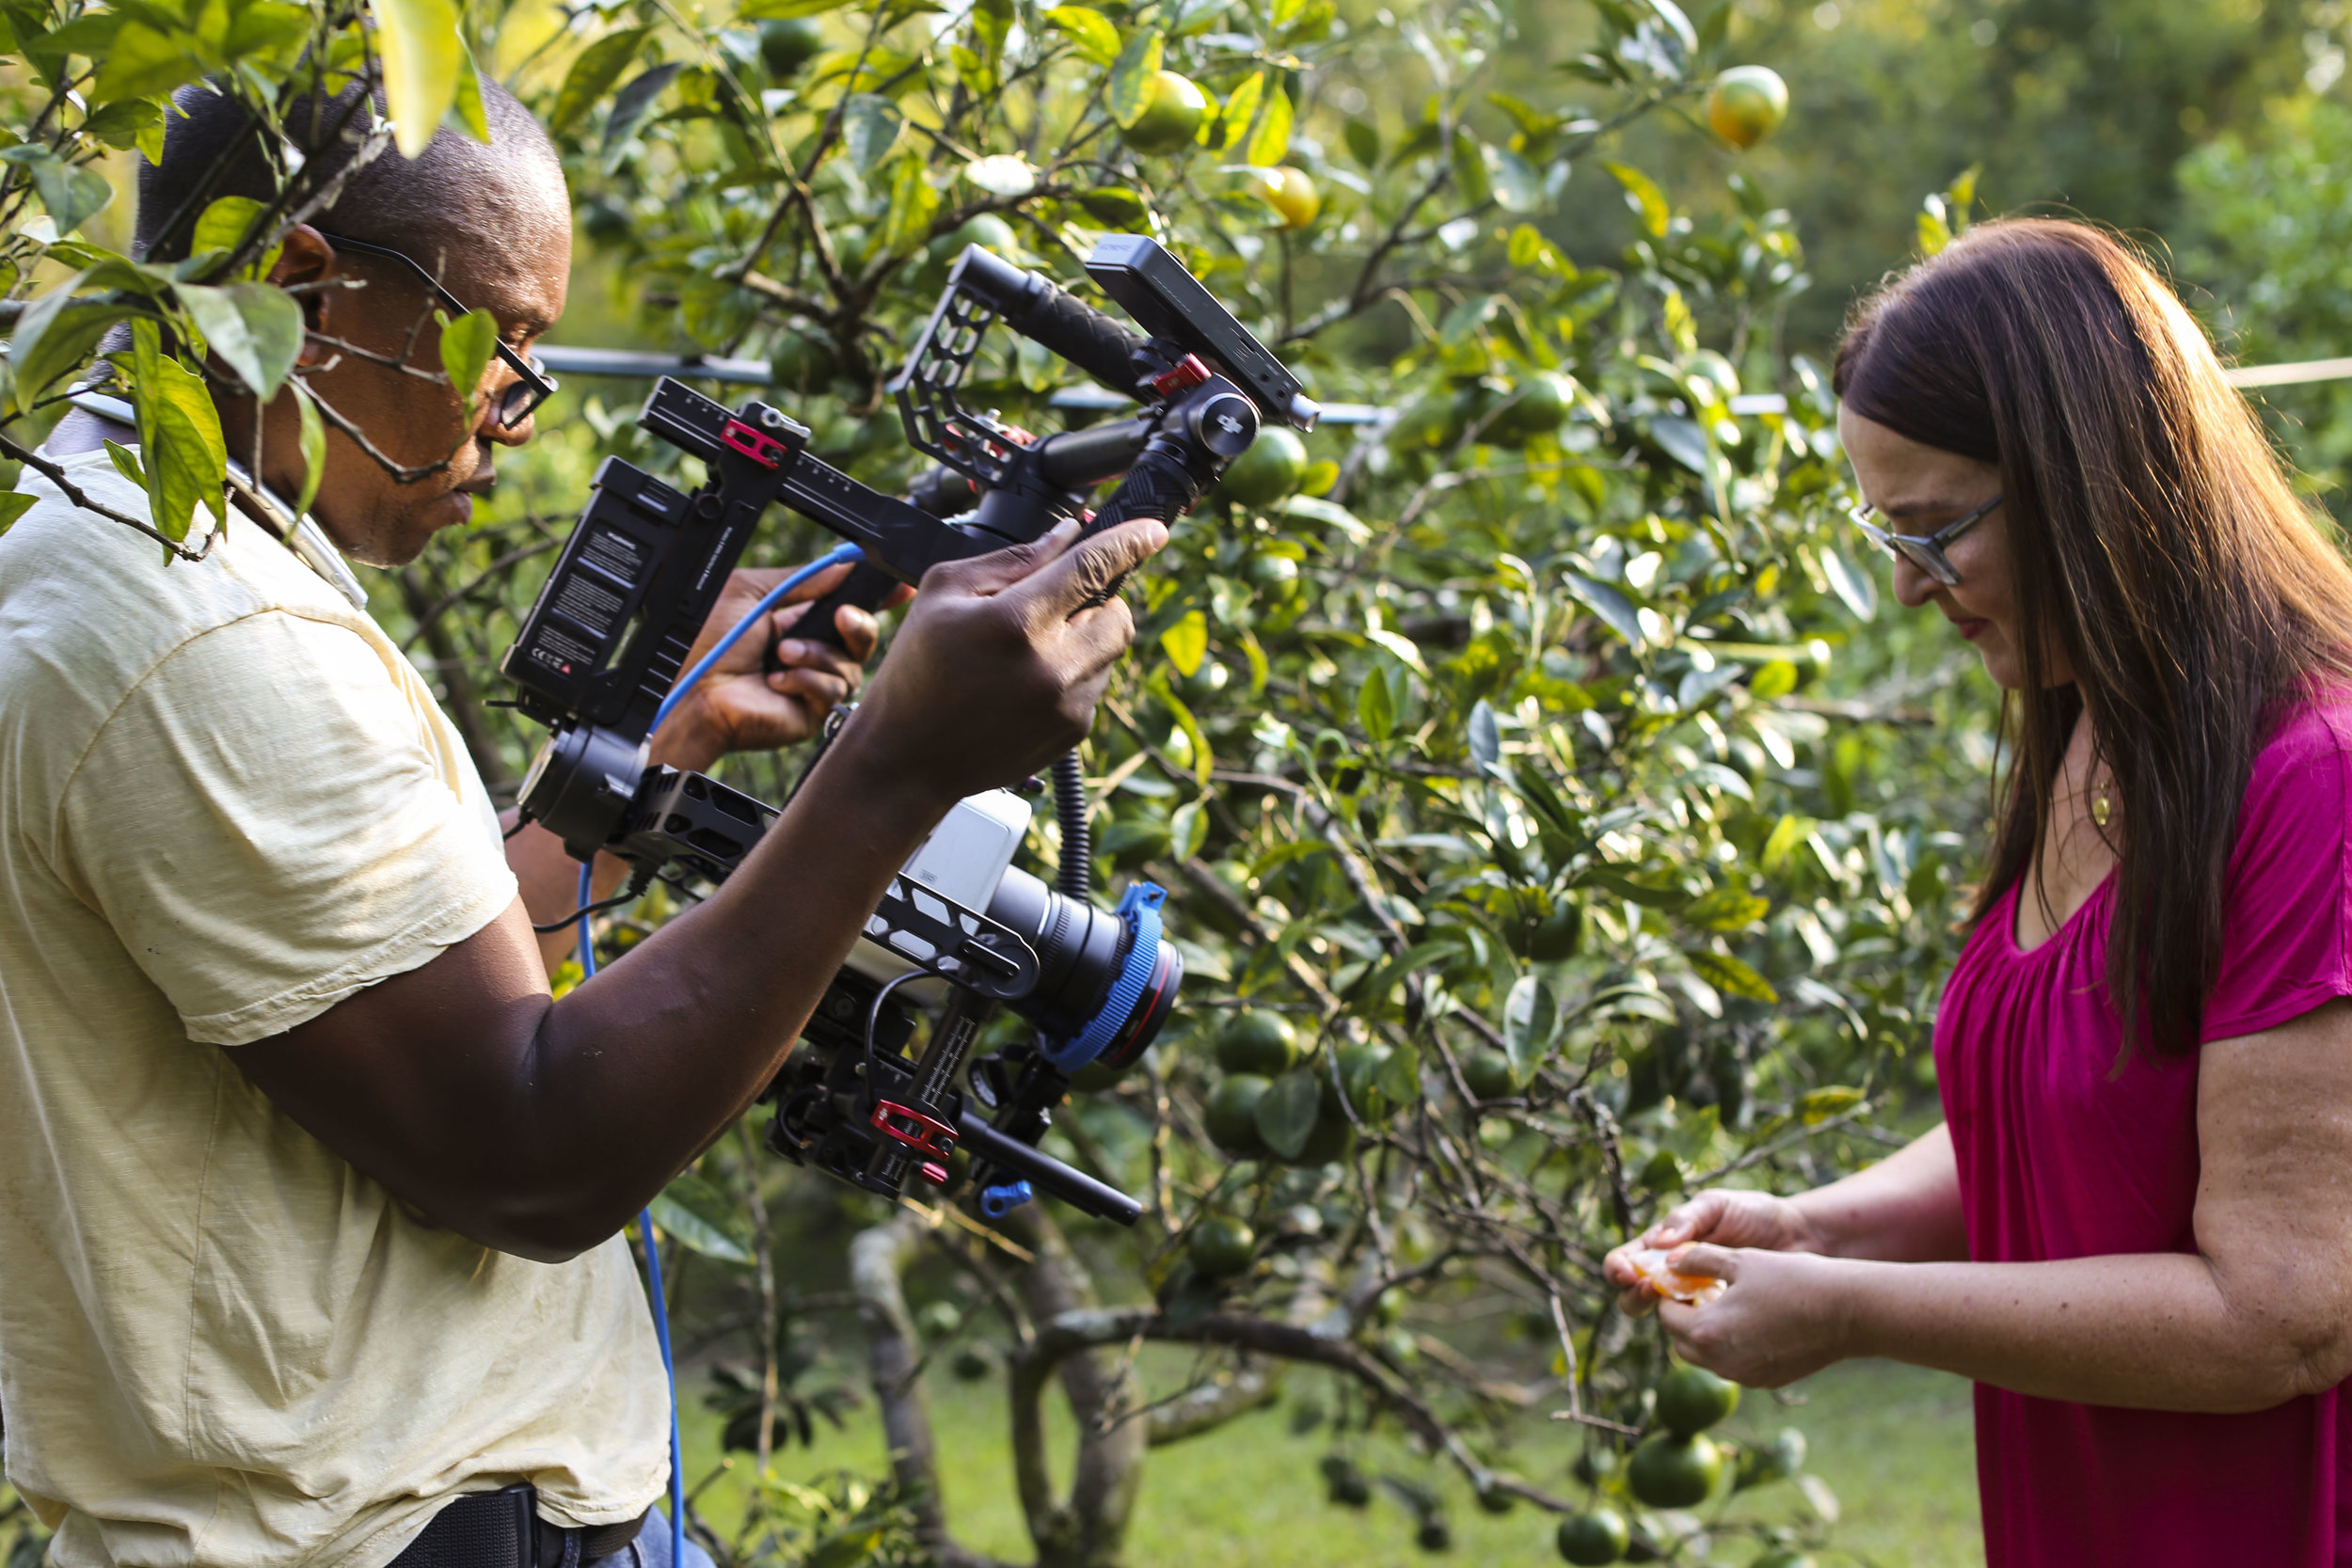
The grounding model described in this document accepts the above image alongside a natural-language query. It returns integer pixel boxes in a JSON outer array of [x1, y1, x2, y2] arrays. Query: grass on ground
[[685, 1356, 1982, 1567]]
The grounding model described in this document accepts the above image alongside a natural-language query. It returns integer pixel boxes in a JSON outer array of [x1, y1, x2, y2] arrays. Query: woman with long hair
[[1604, 217, 2352, 1566]]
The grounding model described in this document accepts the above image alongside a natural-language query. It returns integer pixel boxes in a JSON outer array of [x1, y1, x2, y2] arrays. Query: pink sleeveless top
[[1935, 697, 2352, 1567]]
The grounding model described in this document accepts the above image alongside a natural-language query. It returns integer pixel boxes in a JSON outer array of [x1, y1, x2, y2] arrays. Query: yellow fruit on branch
[[1258, 166, 1321, 230], [1707, 66, 1789, 150]]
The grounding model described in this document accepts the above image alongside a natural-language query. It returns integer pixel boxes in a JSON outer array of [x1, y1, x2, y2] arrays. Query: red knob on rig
[[1149, 354, 1213, 400]]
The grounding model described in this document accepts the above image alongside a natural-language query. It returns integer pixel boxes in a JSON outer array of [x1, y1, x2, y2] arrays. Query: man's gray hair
[[136, 75, 562, 264]]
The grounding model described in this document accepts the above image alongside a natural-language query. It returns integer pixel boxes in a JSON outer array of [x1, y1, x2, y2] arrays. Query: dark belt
[[389, 1483, 650, 1568]]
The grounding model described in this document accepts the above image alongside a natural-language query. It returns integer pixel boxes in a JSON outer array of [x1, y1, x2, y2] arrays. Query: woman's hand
[[1655, 1245, 1860, 1388], [1603, 1188, 1818, 1316]]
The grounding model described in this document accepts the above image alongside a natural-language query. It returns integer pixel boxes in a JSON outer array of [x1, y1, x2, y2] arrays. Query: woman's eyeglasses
[[1848, 493, 2002, 587], [311, 231, 558, 429]]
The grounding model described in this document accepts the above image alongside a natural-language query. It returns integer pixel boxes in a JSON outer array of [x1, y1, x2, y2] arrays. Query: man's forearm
[[255, 725, 950, 1262]]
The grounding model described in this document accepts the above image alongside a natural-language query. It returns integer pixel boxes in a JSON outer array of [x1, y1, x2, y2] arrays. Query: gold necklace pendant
[[2091, 789, 2112, 829]]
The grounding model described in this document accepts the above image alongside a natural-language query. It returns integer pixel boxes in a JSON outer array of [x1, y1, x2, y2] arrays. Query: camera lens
[[986, 867, 1183, 1070]]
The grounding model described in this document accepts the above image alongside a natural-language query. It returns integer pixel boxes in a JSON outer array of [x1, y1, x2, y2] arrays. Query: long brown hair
[[1834, 218, 2352, 1056]]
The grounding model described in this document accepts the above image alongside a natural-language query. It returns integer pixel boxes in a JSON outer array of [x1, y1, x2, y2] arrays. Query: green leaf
[[878, 153, 941, 257], [1078, 187, 1152, 230], [1818, 546, 1878, 621], [1501, 974, 1558, 1077], [1168, 798, 1209, 860], [1042, 5, 1120, 65], [1357, 665, 1393, 741], [1581, 868, 1688, 909], [292, 380, 326, 518], [1491, 148, 1543, 213], [1244, 87, 1294, 167], [1647, 415, 1709, 476], [549, 27, 651, 136], [437, 307, 499, 421], [842, 93, 903, 172], [1468, 699, 1501, 771], [449, 33, 490, 142], [176, 281, 303, 400], [374, 0, 465, 159], [33, 159, 114, 237], [739, 0, 858, 15], [1797, 1085, 1866, 1124], [1449, 130, 1491, 208], [1255, 1068, 1322, 1160], [103, 438, 147, 490], [8, 285, 122, 413], [1343, 117, 1380, 167], [648, 1172, 756, 1263], [1160, 608, 1207, 675], [191, 196, 269, 268], [604, 62, 684, 151], [1107, 27, 1165, 128], [1682, 886, 1769, 931], [1217, 71, 1264, 150], [129, 318, 227, 545], [92, 21, 208, 102], [1564, 572, 1645, 648], [1601, 158, 1669, 238], [1688, 949, 1778, 1004], [0, 489, 34, 537]]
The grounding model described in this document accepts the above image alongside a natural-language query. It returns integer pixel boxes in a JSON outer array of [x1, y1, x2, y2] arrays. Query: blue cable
[[573, 540, 862, 1568], [649, 543, 866, 736]]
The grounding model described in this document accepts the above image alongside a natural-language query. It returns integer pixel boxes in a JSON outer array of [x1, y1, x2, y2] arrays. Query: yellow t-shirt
[[0, 451, 671, 1568]]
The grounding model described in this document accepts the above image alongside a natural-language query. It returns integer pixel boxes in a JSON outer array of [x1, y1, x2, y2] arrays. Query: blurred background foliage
[[6, 0, 2352, 1564]]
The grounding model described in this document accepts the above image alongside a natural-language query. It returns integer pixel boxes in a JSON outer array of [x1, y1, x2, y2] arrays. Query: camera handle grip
[[767, 559, 902, 664], [1069, 442, 1202, 609]]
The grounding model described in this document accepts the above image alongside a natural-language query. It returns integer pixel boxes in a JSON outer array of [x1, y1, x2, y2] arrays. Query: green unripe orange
[[758, 17, 825, 77], [1217, 1010, 1300, 1075], [1656, 1364, 1740, 1436], [1219, 426, 1310, 507], [1626, 1433, 1723, 1509], [1120, 71, 1210, 155], [1555, 1508, 1629, 1564], [1205, 1074, 1274, 1157], [1187, 1214, 1258, 1278]]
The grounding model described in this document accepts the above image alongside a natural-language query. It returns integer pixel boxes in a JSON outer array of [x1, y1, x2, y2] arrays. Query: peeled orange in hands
[[1623, 1245, 1725, 1306]]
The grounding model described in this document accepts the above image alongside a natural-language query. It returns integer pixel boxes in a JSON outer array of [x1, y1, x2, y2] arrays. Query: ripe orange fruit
[[1707, 66, 1788, 150], [1120, 71, 1210, 156]]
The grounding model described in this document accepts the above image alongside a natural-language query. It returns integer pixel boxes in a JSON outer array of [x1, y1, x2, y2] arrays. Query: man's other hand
[[650, 562, 913, 771]]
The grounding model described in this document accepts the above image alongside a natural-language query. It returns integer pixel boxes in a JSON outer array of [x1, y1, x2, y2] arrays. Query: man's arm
[[231, 519, 1163, 1262]]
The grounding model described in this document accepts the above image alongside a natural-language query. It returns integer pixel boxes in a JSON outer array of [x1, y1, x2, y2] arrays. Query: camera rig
[[498, 237, 1316, 1227]]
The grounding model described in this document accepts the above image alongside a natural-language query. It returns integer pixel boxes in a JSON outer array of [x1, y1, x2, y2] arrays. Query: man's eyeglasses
[[312, 231, 558, 430], [1848, 493, 2002, 587]]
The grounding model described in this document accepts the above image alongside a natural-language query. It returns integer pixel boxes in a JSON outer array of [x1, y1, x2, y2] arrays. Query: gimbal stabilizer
[[498, 237, 1316, 1227]]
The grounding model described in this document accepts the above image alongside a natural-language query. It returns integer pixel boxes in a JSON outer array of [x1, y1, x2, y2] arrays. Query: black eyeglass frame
[[1848, 492, 2003, 587], [312, 230, 557, 430]]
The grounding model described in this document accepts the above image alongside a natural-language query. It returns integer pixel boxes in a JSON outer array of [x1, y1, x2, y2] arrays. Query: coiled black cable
[[1052, 752, 1091, 898]]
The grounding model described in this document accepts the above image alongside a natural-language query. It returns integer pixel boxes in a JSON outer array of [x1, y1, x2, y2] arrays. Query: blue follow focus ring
[[1040, 880, 1167, 1073]]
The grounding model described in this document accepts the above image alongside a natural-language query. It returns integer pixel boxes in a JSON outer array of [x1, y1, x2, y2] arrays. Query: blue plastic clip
[[979, 1180, 1034, 1218]]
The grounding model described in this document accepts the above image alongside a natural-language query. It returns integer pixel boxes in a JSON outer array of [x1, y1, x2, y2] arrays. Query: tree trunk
[[1000, 1206, 1147, 1568]]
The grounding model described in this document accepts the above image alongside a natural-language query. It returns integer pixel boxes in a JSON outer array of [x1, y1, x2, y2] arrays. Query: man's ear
[[270, 226, 340, 368]]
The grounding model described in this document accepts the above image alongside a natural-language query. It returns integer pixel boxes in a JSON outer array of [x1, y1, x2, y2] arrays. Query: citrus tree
[[0, 0, 2000, 1564]]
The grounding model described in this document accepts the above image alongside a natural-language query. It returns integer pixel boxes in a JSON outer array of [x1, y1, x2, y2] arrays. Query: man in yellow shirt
[[0, 77, 1162, 1568]]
